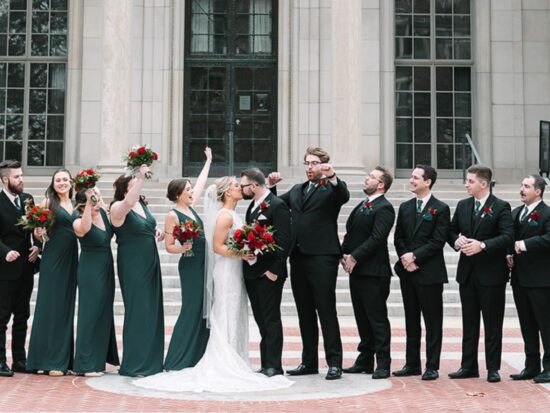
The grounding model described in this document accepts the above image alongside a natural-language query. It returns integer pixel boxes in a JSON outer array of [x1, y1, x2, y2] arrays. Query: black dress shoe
[[255, 368, 265, 374], [421, 369, 439, 381], [0, 362, 14, 377], [372, 368, 390, 379], [286, 364, 318, 376], [11, 360, 35, 374], [342, 363, 374, 374], [325, 366, 342, 380], [487, 370, 501, 383], [448, 368, 480, 379], [534, 371, 550, 384], [510, 369, 541, 380], [262, 368, 284, 377], [392, 365, 422, 377]]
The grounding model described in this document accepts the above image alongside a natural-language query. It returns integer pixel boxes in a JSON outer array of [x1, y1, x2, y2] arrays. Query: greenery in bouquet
[[17, 200, 54, 242], [124, 145, 158, 179], [227, 222, 280, 257]]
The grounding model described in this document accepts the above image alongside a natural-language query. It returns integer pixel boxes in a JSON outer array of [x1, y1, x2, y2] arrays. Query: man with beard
[[341, 167, 395, 379], [268, 146, 350, 380], [240, 168, 291, 377], [393, 165, 450, 381], [507, 175, 550, 384], [0, 160, 40, 377]]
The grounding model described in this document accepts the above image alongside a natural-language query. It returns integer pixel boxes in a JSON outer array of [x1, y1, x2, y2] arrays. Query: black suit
[[274, 177, 350, 368], [243, 192, 291, 371], [449, 194, 513, 371], [510, 201, 550, 373], [341, 194, 395, 370], [394, 195, 450, 370], [0, 191, 39, 365]]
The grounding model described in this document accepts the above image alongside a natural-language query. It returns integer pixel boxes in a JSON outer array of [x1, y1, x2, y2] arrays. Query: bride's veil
[[202, 184, 219, 327]]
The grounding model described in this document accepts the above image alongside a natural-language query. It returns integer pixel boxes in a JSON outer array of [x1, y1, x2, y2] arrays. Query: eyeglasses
[[303, 161, 321, 167], [368, 174, 383, 184], [241, 183, 253, 189]]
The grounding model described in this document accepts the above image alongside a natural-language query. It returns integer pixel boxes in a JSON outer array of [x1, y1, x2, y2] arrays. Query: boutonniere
[[316, 178, 329, 191], [481, 206, 494, 220], [422, 207, 437, 221], [259, 200, 270, 213], [360, 200, 374, 215], [528, 210, 540, 226]]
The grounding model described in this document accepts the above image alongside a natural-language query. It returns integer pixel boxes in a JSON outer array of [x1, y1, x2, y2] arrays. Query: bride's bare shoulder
[[215, 209, 234, 228]]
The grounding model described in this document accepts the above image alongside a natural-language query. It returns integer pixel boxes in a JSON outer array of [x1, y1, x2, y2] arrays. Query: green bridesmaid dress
[[27, 207, 78, 372], [113, 201, 164, 377], [164, 208, 209, 371], [73, 208, 119, 373]]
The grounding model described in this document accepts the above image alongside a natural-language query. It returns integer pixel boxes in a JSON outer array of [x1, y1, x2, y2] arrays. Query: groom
[[240, 168, 292, 377]]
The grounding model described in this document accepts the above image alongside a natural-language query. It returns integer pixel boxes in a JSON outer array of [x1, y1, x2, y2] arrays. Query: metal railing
[[461, 134, 495, 192]]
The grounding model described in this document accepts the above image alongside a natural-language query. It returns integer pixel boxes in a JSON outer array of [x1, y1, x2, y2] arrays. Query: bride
[[134, 177, 293, 392]]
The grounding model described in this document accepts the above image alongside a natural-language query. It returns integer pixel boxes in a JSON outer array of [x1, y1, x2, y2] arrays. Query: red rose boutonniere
[[528, 210, 541, 226], [259, 200, 270, 213], [360, 200, 374, 215], [422, 207, 437, 221], [316, 179, 329, 191], [482, 206, 494, 220]]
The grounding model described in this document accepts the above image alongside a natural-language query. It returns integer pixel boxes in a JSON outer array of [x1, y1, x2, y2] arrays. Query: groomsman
[[269, 146, 350, 380], [240, 168, 291, 377], [0, 160, 40, 377], [448, 165, 513, 383], [507, 175, 550, 384], [341, 167, 395, 379], [393, 165, 450, 381]]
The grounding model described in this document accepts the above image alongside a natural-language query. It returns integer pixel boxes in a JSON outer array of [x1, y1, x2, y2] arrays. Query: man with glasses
[[268, 146, 350, 380], [341, 167, 395, 379], [0, 160, 40, 377], [393, 165, 450, 381]]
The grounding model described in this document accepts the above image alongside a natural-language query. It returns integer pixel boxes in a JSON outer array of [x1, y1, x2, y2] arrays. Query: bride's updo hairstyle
[[215, 176, 235, 203]]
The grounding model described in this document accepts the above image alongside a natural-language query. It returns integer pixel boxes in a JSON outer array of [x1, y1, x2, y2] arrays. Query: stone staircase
[[24, 176, 524, 318]]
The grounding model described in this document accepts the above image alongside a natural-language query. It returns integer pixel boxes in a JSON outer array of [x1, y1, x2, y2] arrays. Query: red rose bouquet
[[74, 168, 100, 205], [227, 222, 280, 257], [124, 145, 159, 179], [17, 200, 54, 242], [172, 220, 202, 257]]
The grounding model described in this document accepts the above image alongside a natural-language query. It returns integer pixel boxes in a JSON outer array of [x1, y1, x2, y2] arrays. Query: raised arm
[[191, 147, 212, 207], [110, 165, 148, 226], [73, 189, 95, 237]]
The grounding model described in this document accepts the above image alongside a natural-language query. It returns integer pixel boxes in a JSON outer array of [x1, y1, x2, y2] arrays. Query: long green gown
[[27, 207, 78, 372], [113, 201, 164, 377], [73, 208, 119, 373], [164, 208, 209, 371]]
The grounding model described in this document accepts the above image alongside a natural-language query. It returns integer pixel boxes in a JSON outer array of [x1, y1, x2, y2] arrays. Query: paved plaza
[[2, 316, 550, 412]]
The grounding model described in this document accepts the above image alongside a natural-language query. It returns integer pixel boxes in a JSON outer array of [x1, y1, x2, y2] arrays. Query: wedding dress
[[133, 207, 293, 393]]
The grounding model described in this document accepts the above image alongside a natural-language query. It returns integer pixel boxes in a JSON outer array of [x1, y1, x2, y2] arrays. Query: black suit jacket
[[510, 201, 550, 288], [449, 194, 513, 286], [0, 191, 39, 281], [394, 195, 450, 285], [341, 195, 395, 277], [273, 177, 350, 256], [242, 192, 291, 280]]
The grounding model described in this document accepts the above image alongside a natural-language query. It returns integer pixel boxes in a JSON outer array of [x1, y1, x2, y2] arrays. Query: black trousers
[[513, 283, 550, 372], [399, 276, 443, 370], [459, 274, 506, 371], [0, 277, 34, 363], [289, 251, 342, 368], [349, 275, 391, 370], [245, 275, 285, 370]]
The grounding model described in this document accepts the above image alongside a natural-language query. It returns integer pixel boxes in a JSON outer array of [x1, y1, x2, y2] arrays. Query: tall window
[[0, 0, 68, 168], [395, 0, 472, 172]]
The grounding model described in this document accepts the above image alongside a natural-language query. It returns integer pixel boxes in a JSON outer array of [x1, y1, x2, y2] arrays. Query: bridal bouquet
[[227, 222, 280, 257], [172, 220, 202, 257], [124, 145, 158, 179], [17, 200, 54, 242], [74, 168, 100, 205]]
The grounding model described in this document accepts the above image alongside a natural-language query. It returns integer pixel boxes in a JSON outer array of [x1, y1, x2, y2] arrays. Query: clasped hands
[[5, 245, 40, 263], [454, 235, 483, 256], [400, 252, 419, 272], [341, 254, 357, 274]]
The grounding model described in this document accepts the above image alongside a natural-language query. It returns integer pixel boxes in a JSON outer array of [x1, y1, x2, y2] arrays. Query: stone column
[[330, 0, 363, 173], [97, 0, 132, 172]]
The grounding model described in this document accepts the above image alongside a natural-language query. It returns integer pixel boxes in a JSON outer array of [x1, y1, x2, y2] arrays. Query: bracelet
[[327, 173, 336, 179]]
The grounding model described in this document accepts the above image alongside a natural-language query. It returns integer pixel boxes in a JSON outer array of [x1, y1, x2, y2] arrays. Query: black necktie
[[14, 196, 21, 210], [520, 206, 529, 223]]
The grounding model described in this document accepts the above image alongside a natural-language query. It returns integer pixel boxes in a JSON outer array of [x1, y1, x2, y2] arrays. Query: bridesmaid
[[110, 164, 165, 377], [72, 188, 119, 376], [164, 147, 212, 371], [27, 169, 78, 376]]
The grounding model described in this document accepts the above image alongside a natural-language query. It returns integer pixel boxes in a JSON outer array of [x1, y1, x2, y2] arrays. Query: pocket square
[[257, 214, 268, 220]]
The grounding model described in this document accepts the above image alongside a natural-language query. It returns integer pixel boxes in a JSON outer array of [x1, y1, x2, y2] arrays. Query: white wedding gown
[[134, 208, 293, 393]]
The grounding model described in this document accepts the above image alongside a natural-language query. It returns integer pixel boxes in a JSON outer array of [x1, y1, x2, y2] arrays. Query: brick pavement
[[1, 317, 550, 412]]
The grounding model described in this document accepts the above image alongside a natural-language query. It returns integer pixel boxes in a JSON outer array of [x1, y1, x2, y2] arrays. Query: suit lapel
[[412, 196, 435, 237], [250, 192, 273, 222], [519, 202, 544, 239], [245, 200, 254, 224], [473, 194, 495, 235], [0, 191, 21, 220], [302, 182, 319, 206]]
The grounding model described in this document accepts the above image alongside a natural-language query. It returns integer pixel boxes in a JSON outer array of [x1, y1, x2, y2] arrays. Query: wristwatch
[[480, 242, 487, 251]]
